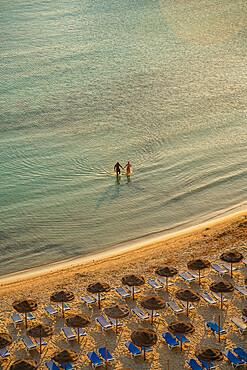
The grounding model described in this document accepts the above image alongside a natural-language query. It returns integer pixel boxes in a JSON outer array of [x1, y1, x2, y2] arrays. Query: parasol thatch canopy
[[10, 358, 39, 370], [210, 281, 234, 309], [87, 282, 110, 308], [156, 266, 178, 277], [65, 314, 91, 342], [175, 289, 200, 316], [27, 323, 53, 353], [0, 333, 12, 349], [220, 250, 244, 277], [13, 299, 38, 328], [50, 290, 75, 317], [187, 259, 211, 284], [122, 274, 145, 300], [168, 321, 195, 351], [242, 307, 247, 317], [131, 328, 157, 360], [195, 347, 223, 362], [52, 349, 79, 364]]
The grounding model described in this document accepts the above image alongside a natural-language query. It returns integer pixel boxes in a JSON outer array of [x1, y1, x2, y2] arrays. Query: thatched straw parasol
[[131, 328, 157, 360], [121, 274, 145, 300], [87, 282, 110, 309], [140, 296, 166, 324], [155, 266, 178, 290], [168, 321, 195, 351], [220, 250, 243, 277], [187, 259, 211, 284], [175, 289, 200, 317], [210, 281, 234, 309], [104, 304, 129, 334], [12, 299, 38, 328], [195, 347, 223, 370], [52, 349, 79, 370], [65, 314, 91, 343], [0, 333, 12, 349], [27, 323, 53, 353], [50, 290, 75, 318], [10, 358, 39, 370]]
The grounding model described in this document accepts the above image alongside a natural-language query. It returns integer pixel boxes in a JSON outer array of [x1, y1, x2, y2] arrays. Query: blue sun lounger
[[57, 302, 70, 312], [61, 327, 76, 342], [221, 262, 238, 272], [235, 286, 247, 299], [147, 279, 163, 291], [231, 317, 247, 334], [188, 271, 205, 280], [223, 350, 245, 367], [210, 291, 228, 303], [243, 258, 247, 267], [21, 337, 37, 352], [98, 347, 115, 363], [167, 300, 184, 314], [145, 309, 160, 318], [162, 332, 179, 349], [211, 264, 228, 275], [21, 312, 36, 321], [174, 334, 190, 345], [81, 295, 97, 306], [179, 272, 195, 283], [115, 287, 131, 299], [205, 321, 227, 337], [124, 341, 142, 358], [131, 307, 149, 321], [95, 316, 112, 332], [186, 359, 204, 370], [45, 361, 60, 370], [157, 276, 174, 287], [87, 351, 104, 368], [44, 305, 59, 317], [0, 347, 10, 359], [200, 292, 217, 306], [233, 347, 247, 362], [107, 316, 123, 328], [198, 359, 215, 369], [179, 301, 195, 311], [11, 314, 24, 327]]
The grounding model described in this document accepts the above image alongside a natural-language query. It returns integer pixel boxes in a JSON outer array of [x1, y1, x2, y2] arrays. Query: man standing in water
[[114, 162, 123, 176], [124, 161, 132, 175]]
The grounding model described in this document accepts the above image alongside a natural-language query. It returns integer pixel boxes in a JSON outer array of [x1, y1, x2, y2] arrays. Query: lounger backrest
[[116, 287, 130, 297], [0, 347, 10, 358], [96, 316, 111, 328], [167, 301, 183, 313], [45, 361, 60, 370], [98, 347, 114, 361], [132, 307, 148, 319], [200, 292, 216, 304], [187, 359, 204, 370], [125, 341, 141, 354], [162, 332, 179, 346], [231, 317, 247, 330], [233, 347, 247, 361], [224, 350, 244, 364], [87, 351, 103, 365], [44, 306, 58, 315], [62, 327, 75, 339]]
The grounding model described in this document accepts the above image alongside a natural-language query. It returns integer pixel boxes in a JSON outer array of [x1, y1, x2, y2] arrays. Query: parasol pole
[[116, 318, 118, 334], [132, 286, 134, 300], [40, 327, 42, 354], [218, 314, 221, 342], [209, 361, 210, 370], [166, 277, 168, 291], [231, 263, 233, 278], [151, 310, 154, 325], [144, 346, 146, 360], [25, 312, 27, 328], [220, 292, 223, 309], [181, 333, 183, 351], [199, 270, 201, 285], [77, 327, 80, 343], [98, 293, 101, 309], [105, 338, 108, 369], [167, 358, 170, 370], [62, 301, 64, 318], [187, 301, 189, 317]]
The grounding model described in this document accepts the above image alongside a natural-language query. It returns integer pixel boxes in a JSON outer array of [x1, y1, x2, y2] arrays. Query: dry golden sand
[[0, 211, 247, 369]]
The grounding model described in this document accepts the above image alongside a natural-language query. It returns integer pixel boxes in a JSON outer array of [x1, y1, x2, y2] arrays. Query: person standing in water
[[114, 162, 123, 176], [124, 161, 132, 175]]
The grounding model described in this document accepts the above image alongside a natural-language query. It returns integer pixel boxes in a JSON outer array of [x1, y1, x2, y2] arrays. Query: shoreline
[[0, 204, 247, 287]]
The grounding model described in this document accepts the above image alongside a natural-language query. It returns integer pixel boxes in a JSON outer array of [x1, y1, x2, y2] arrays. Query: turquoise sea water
[[1, 0, 247, 275]]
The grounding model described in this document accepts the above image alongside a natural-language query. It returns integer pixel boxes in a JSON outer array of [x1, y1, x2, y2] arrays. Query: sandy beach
[[0, 210, 247, 369]]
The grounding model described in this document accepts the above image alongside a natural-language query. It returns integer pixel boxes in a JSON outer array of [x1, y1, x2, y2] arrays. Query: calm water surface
[[0, 0, 247, 275]]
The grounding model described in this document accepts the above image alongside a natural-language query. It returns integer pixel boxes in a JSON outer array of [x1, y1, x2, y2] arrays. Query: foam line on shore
[[0, 204, 246, 285]]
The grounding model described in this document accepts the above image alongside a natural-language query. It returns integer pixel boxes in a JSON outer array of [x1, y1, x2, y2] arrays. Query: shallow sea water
[[0, 0, 247, 275]]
